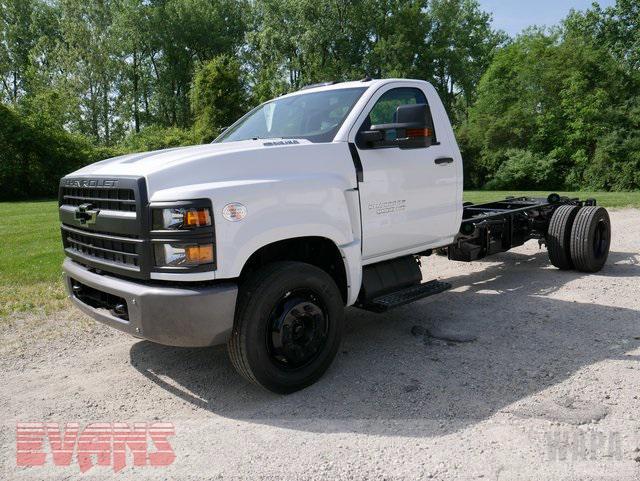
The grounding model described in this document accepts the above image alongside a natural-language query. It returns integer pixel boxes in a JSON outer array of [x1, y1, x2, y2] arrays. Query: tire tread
[[570, 206, 611, 273], [547, 205, 579, 270], [228, 263, 297, 387], [227, 261, 343, 393]]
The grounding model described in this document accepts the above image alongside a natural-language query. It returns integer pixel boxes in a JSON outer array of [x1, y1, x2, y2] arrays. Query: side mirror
[[367, 103, 434, 149]]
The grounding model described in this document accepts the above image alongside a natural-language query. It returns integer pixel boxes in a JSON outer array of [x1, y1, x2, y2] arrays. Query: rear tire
[[547, 205, 580, 270], [227, 261, 344, 394], [570, 206, 611, 273]]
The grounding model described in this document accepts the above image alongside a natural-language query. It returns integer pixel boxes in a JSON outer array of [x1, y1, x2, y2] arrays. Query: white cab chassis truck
[[59, 78, 611, 393]]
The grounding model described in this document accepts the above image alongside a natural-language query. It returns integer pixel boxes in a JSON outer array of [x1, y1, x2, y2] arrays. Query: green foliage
[[564, 0, 640, 71], [580, 98, 640, 191], [143, 0, 248, 129], [1, 0, 249, 144], [464, 19, 640, 190], [2, 0, 504, 147], [117, 125, 198, 153], [246, 0, 505, 119], [191, 55, 247, 142], [0, 0, 638, 197], [0, 0, 37, 103], [0, 103, 98, 200], [425, 0, 508, 122], [484, 149, 558, 190], [0, 103, 199, 200], [454, 123, 483, 188]]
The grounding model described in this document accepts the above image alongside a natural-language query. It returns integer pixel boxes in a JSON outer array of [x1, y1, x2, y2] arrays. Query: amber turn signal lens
[[184, 208, 211, 228], [406, 128, 432, 138], [185, 244, 214, 264]]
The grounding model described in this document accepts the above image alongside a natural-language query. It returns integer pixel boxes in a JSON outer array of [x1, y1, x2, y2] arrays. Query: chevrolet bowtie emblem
[[74, 203, 100, 225]]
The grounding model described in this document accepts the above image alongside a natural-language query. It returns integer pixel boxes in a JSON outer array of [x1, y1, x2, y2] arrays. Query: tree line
[[1, 0, 638, 200]]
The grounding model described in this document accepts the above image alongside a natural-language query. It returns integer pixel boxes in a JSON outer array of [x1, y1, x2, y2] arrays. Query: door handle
[[435, 157, 454, 165]]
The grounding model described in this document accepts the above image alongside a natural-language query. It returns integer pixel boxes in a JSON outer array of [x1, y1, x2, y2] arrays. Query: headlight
[[149, 200, 216, 272], [152, 207, 212, 230], [154, 243, 214, 267]]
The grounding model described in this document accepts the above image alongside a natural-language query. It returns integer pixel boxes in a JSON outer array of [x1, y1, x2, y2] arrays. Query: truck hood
[[71, 139, 295, 177], [66, 139, 356, 200]]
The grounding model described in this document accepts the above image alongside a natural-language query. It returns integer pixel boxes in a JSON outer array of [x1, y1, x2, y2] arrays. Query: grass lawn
[[0, 201, 66, 318], [1, 191, 639, 319], [463, 191, 640, 208]]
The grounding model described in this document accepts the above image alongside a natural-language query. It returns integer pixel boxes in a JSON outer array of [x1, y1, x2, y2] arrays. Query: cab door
[[352, 84, 460, 261]]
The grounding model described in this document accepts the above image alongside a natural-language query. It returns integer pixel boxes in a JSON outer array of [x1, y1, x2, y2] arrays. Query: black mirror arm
[[359, 130, 384, 147]]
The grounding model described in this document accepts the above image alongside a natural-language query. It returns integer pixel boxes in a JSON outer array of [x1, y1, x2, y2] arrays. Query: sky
[[478, 0, 616, 36]]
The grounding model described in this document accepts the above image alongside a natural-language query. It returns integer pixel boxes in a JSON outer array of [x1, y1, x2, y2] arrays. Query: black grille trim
[[61, 224, 143, 244], [60, 188, 136, 212], [64, 249, 141, 273], [59, 176, 152, 279], [62, 225, 142, 271]]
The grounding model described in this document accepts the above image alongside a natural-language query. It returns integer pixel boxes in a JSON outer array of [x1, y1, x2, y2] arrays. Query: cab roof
[[279, 78, 422, 99]]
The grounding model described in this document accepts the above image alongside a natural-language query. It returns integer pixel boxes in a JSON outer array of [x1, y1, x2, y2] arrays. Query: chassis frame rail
[[449, 194, 596, 262]]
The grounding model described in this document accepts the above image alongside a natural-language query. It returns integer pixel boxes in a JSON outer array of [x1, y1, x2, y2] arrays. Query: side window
[[369, 88, 427, 125], [357, 87, 436, 148]]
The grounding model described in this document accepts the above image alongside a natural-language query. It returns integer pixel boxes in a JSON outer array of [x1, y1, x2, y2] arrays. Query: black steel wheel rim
[[593, 219, 609, 259], [266, 289, 329, 370]]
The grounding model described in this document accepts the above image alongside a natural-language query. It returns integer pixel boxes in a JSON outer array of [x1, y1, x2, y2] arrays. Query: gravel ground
[[1, 209, 639, 481]]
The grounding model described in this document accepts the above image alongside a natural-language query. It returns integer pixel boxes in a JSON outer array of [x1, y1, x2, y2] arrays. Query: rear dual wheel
[[547, 205, 580, 270], [570, 206, 611, 272], [547, 205, 610, 273]]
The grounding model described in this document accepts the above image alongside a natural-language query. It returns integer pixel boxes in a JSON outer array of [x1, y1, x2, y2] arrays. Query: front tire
[[227, 262, 344, 394]]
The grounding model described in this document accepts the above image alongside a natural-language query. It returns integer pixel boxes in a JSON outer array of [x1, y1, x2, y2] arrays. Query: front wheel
[[227, 262, 344, 394]]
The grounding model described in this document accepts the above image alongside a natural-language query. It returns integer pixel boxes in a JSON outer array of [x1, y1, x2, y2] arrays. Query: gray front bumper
[[63, 258, 237, 347]]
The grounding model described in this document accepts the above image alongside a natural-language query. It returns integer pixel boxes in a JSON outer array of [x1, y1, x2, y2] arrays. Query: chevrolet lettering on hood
[[63, 178, 119, 188]]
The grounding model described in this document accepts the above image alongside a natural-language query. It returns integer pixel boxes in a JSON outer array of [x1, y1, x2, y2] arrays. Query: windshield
[[216, 87, 367, 143]]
